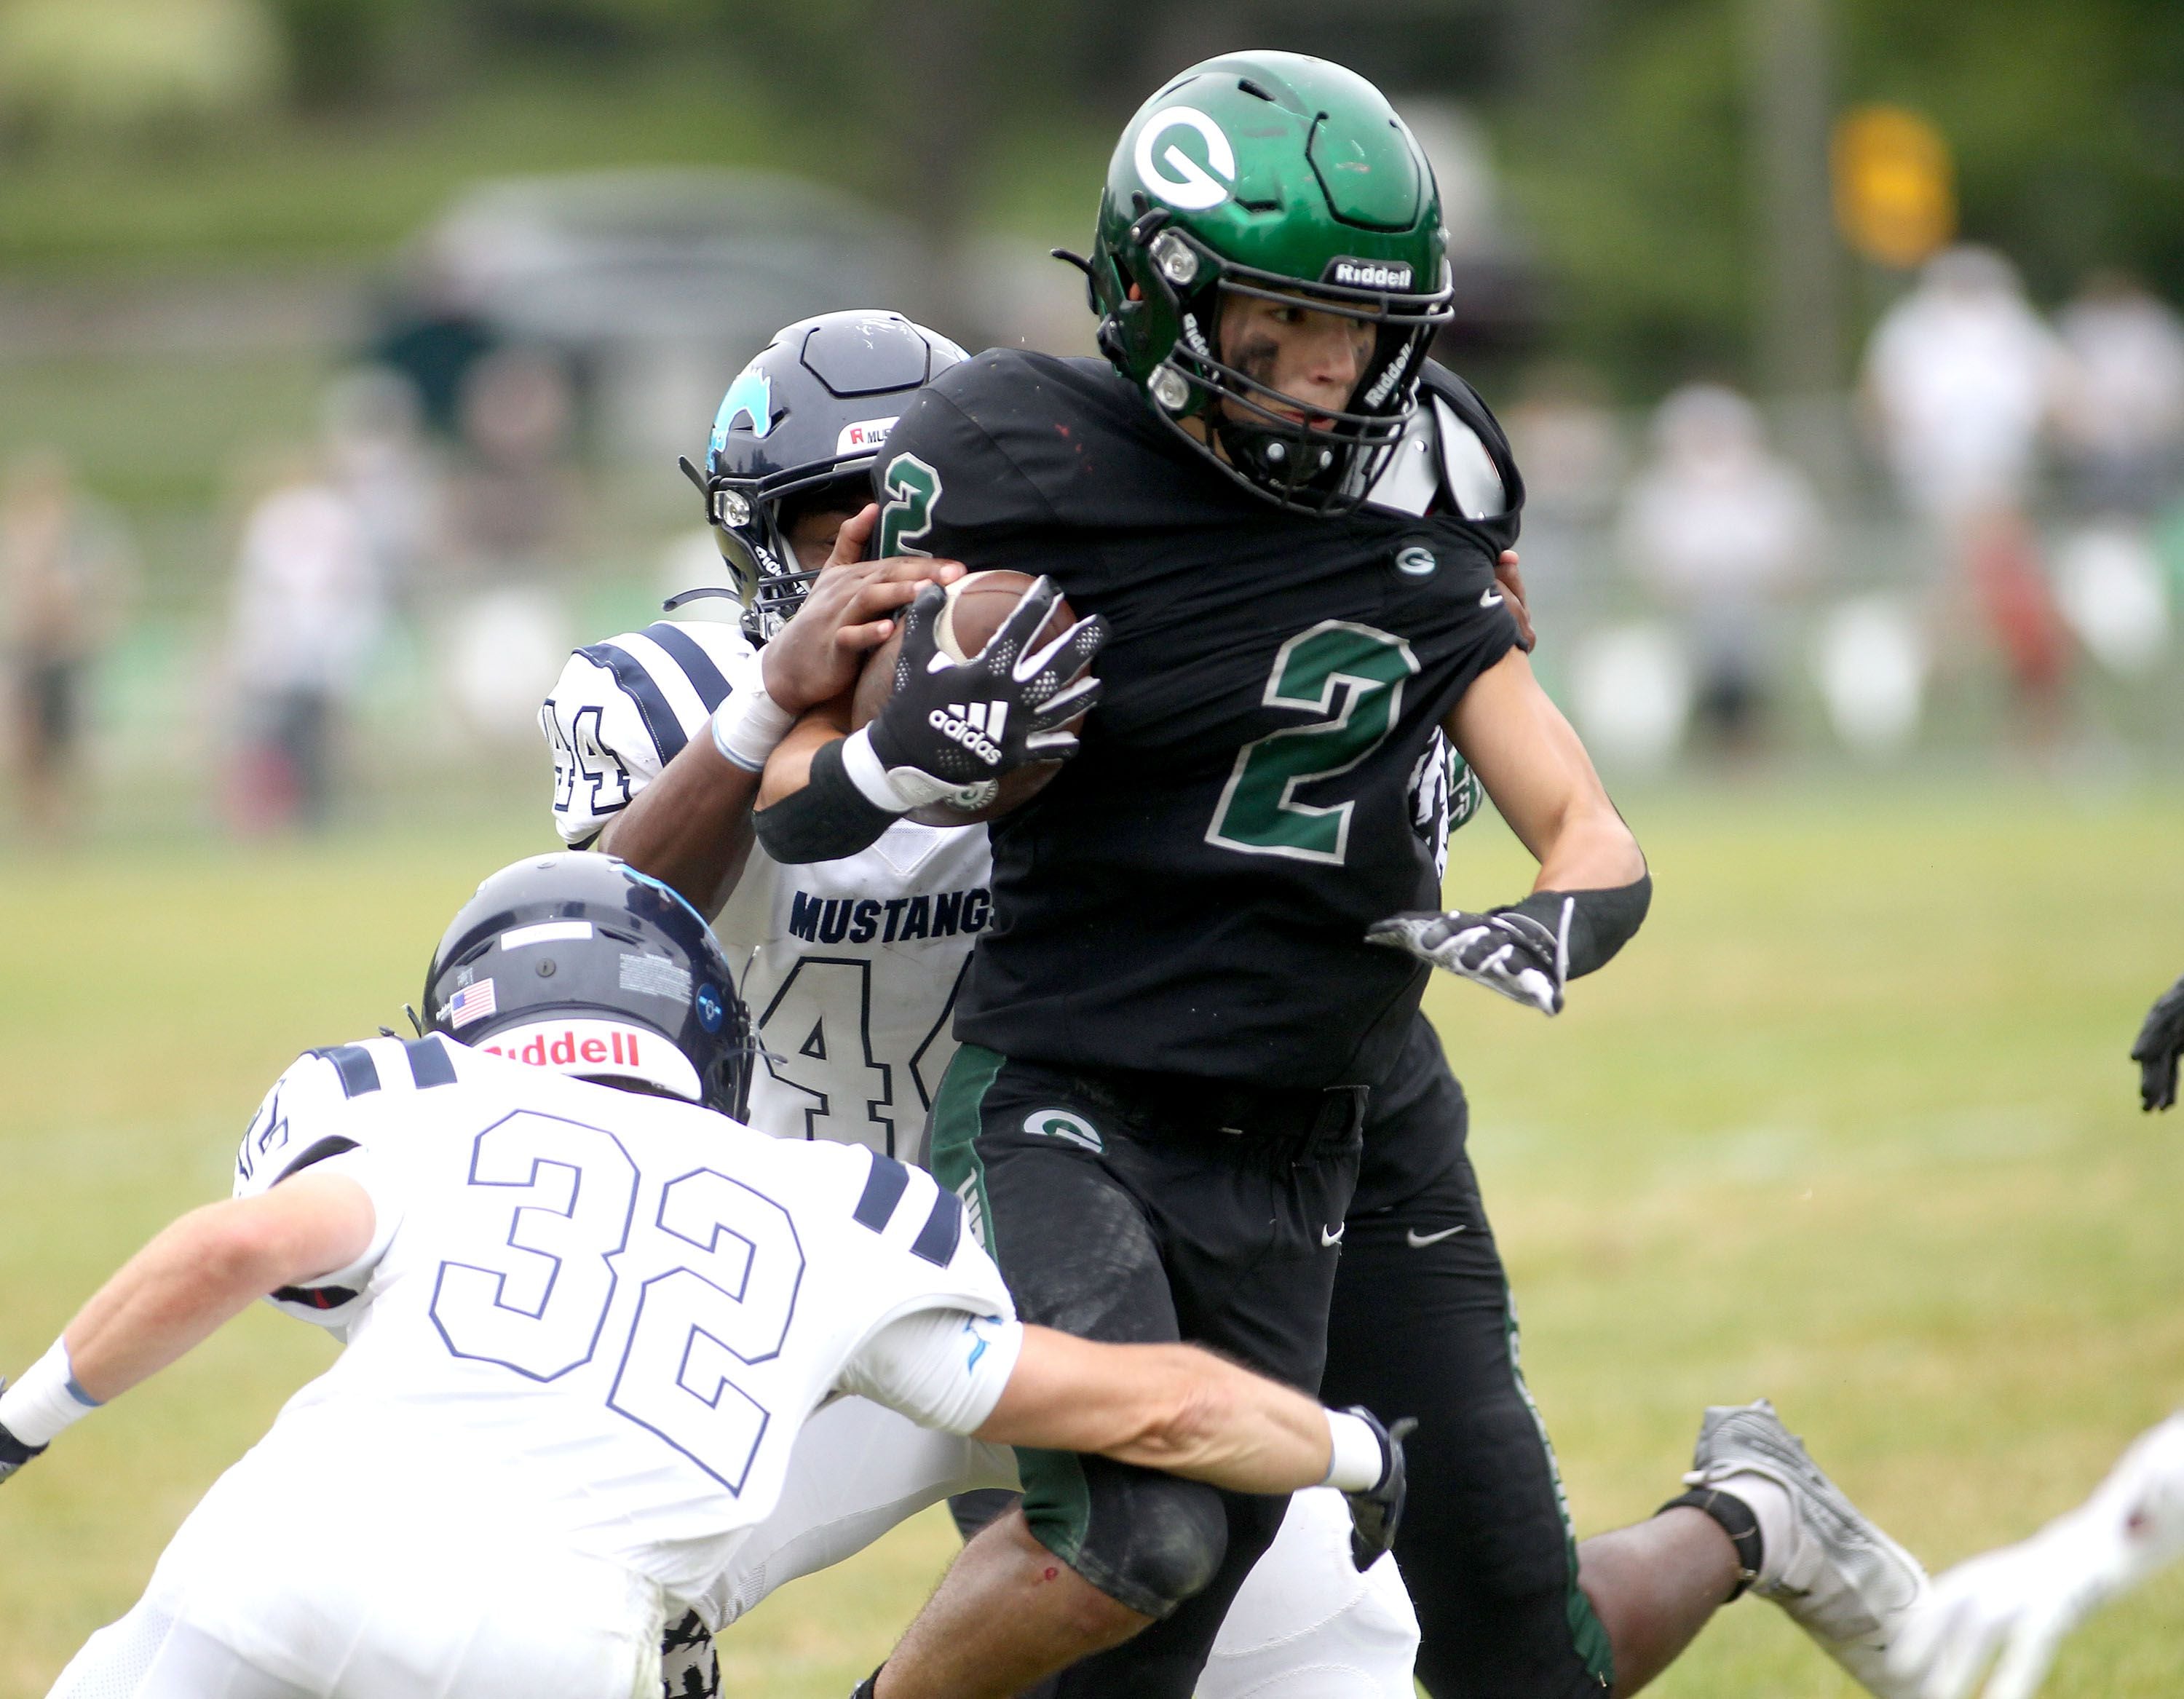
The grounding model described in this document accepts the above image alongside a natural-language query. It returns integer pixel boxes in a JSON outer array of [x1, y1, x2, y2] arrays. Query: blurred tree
[[0, 0, 288, 141], [1490, 0, 2184, 394]]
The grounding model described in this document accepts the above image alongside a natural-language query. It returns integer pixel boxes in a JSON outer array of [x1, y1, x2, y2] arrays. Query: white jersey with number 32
[[191, 1034, 1013, 1631], [542, 620, 992, 1158]]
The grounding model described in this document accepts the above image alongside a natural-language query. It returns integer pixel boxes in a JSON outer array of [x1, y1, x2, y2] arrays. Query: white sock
[[1709, 1470, 1795, 1587]]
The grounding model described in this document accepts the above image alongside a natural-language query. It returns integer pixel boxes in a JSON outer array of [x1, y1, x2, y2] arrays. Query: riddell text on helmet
[[479, 1027, 649, 1070]]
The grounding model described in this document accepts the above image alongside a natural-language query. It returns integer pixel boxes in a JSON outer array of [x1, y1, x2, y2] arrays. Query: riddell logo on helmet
[[480, 1026, 646, 1070], [927, 701, 1008, 767], [1329, 259, 1413, 290], [836, 416, 899, 456]]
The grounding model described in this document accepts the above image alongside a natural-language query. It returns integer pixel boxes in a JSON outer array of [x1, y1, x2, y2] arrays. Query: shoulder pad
[[1368, 365, 1522, 523], [1418, 363, 1523, 521], [232, 1035, 462, 1200], [543, 622, 760, 846]]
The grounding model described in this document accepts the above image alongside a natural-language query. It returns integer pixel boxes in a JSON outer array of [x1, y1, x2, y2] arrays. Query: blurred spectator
[[1503, 362, 1627, 656], [0, 451, 134, 836], [369, 243, 502, 441], [1861, 246, 2073, 725], [322, 366, 445, 613], [226, 456, 383, 831], [446, 346, 579, 586], [1618, 384, 1819, 752], [2054, 270, 2184, 518], [1506, 362, 1627, 524]]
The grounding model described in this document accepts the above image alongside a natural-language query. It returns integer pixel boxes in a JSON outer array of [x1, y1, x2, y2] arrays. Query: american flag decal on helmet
[[448, 980, 497, 1029]]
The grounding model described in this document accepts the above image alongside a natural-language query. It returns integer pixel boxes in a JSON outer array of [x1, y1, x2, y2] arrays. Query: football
[[850, 569, 1083, 826]]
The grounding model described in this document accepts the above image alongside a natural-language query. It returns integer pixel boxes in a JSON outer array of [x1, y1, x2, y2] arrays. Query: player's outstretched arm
[[839, 1311, 1409, 1568], [2129, 971, 2184, 1112], [0, 1172, 374, 1481], [978, 1329, 1339, 1492], [1890, 1412, 2184, 1699], [977, 1328, 1411, 1569], [1369, 649, 1648, 1015]]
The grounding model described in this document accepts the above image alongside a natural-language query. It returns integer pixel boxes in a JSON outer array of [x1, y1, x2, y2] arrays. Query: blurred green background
[[4, 2, 2184, 1695], [4, 0, 2183, 833]]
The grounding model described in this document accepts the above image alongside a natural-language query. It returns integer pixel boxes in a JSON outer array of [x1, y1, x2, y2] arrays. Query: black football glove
[[866, 577, 1106, 796], [0, 1405, 46, 1485], [1366, 908, 1564, 1015], [2131, 971, 2184, 1113], [1342, 1409, 1416, 1570]]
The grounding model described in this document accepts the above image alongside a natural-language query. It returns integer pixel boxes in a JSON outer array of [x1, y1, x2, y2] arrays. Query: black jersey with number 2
[[876, 352, 1522, 1090]]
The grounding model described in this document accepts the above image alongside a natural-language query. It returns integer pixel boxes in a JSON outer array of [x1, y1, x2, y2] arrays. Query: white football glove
[[1889, 1413, 2184, 1699], [1365, 906, 1567, 1015]]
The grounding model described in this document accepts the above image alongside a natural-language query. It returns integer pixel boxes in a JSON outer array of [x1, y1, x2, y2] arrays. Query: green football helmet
[[1077, 51, 1453, 514]]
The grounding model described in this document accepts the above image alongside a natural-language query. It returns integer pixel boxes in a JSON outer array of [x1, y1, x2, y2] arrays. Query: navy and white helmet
[[676, 309, 968, 643], [423, 852, 753, 1120]]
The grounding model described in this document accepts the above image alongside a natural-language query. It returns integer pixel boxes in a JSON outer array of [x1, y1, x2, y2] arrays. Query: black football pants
[[927, 1042, 1362, 1699], [1324, 1013, 1615, 1698]]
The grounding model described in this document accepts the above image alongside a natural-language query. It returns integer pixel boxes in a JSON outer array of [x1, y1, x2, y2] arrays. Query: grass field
[[3, 779, 2183, 1698]]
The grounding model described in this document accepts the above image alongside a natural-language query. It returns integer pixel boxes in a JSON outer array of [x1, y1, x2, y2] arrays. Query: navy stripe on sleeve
[[910, 1188, 964, 1267], [403, 1036, 458, 1089], [576, 642, 689, 767], [855, 1152, 912, 1232], [311, 1045, 381, 1098], [641, 622, 734, 713]]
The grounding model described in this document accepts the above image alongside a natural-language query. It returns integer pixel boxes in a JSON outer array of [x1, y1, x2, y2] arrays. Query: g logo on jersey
[[1394, 544, 1437, 578], [1023, 1109, 1103, 1153], [1134, 106, 1236, 211]]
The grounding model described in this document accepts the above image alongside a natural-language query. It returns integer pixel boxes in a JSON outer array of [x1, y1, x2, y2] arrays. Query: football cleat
[[1685, 1399, 1930, 1698]]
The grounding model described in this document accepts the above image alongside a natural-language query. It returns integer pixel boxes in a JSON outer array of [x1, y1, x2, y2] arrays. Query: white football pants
[[51, 1539, 662, 1699], [704, 1395, 1418, 1698]]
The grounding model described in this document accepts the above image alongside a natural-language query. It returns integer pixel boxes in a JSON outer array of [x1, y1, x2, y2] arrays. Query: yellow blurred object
[[1831, 105, 1957, 269], [0, 0, 285, 135]]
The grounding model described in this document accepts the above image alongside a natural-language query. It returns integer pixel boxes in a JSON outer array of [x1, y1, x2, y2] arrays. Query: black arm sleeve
[[751, 738, 898, 866], [1495, 872, 1652, 980]]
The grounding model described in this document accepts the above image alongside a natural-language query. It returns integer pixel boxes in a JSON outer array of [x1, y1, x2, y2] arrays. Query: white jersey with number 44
[[542, 619, 992, 1160]]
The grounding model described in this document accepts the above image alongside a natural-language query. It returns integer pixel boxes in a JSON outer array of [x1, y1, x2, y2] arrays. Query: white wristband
[[0, 1338, 101, 1446], [1322, 1410, 1387, 1492], [711, 682, 799, 773], [838, 726, 979, 815]]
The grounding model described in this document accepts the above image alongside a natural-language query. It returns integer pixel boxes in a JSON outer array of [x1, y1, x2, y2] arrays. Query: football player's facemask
[[1073, 51, 1453, 516], [422, 852, 756, 1120], [670, 309, 969, 643]]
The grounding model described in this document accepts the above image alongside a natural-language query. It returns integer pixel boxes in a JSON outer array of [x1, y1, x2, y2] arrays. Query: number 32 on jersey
[[1206, 620, 1420, 866]]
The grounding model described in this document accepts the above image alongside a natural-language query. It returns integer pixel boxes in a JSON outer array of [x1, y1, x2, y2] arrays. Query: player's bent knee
[[1129, 1481, 1230, 1609], [1027, 1473, 1230, 1620]]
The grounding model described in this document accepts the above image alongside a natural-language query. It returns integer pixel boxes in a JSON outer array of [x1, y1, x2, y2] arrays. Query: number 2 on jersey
[[877, 453, 941, 558], [1206, 620, 1420, 866]]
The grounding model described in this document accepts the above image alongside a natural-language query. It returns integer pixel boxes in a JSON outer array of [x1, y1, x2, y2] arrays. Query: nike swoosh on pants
[[1405, 1224, 1467, 1248]]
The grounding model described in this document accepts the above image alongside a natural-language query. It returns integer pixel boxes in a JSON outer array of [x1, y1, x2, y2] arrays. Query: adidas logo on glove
[[927, 701, 1009, 768]]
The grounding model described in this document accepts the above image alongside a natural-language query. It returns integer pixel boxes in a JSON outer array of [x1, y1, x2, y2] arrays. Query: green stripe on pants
[[924, 1042, 1100, 1575], [927, 1042, 1006, 1254]]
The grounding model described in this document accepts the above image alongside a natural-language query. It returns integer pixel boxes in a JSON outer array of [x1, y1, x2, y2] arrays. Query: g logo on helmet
[[1134, 106, 1237, 212]]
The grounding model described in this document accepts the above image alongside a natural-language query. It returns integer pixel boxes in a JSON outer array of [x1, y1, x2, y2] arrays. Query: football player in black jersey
[[757, 50, 1928, 1699]]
